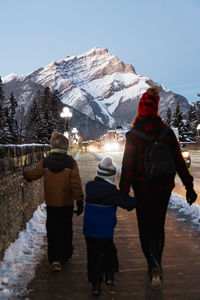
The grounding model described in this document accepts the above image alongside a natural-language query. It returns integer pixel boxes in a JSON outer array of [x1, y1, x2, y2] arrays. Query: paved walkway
[[22, 152, 200, 300]]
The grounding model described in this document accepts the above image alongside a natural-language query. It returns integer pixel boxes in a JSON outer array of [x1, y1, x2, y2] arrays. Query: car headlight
[[112, 142, 120, 150], [182, 151, 190, 159], [88, 146, 95, 152], [104, 143, 112, 151]]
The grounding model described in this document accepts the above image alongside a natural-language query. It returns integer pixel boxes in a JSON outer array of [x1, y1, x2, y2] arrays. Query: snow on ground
[[0, 152, 200, 299], [0, 204, 46, 299], [168, 193, 200, 229]]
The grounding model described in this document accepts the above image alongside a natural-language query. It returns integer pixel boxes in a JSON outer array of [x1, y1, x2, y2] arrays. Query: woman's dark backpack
[[130, 126, 176, 180]]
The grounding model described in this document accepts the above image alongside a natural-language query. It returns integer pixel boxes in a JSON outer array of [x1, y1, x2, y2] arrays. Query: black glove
[[186, 188, 197, 205], [74, 200, 84, 216]]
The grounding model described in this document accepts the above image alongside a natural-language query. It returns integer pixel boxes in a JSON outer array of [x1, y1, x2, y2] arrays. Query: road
[[93, 150, 200, 204], [173, 151, 200, 204]]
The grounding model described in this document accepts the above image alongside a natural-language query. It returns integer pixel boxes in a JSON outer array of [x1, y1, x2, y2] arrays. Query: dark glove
[[186, 188, 197, 205], [74, 200, 84, 216]]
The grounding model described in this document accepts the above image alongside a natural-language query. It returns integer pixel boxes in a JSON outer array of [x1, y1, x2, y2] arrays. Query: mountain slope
[[3, 47, 190, 137]]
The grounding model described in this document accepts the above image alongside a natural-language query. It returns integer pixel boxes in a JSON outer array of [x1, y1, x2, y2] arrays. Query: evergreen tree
[[50, 89, 65, 132], [0, 77, 4, 100], [25, 98, 41, 142], [25, 87, 64, 143], [186, 105, 197, 140], [37, 87, 53, 143], [172, 102, 185, 141], [195, 101, 200, 124], [17, 105, 25, 143], [0, 77, 13, 144], [0, 77, 5, 143], [165, 107, 172, 125], [8, 92, 20, 143], [3, 107, 13, 143]]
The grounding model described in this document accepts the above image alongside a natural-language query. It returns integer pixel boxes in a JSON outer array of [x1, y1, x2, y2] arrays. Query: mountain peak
[[82, 47, 108, 57], [2, 73, 19, 83], [3, 48, 190, 137]]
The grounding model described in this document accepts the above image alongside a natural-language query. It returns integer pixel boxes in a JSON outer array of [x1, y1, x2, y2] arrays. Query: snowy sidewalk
[[1, 152, 200, 299]]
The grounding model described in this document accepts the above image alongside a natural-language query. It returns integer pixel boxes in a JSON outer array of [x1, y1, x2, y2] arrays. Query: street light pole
[[60, 107, 72, 138]]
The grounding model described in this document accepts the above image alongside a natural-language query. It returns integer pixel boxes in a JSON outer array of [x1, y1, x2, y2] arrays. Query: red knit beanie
[[138, 86, 160, 116]]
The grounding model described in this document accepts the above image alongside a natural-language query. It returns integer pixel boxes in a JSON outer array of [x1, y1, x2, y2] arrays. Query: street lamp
[[72, 127, 79, 144], [72, 127, 78, 134], [60, 107, 72, 138]]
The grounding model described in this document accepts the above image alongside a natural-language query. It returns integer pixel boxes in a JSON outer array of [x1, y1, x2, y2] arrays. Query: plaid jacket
[[119, 115, 194, 194]]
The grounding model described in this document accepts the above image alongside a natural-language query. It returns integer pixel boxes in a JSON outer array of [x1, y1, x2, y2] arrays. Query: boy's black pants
[[135, 191, 171, 271], [85, 237, 119, 283], [46, 205, 73, 264]]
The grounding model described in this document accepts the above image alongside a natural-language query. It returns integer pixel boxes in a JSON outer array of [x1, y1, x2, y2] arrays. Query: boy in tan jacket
[[24, 132, 84, 271]]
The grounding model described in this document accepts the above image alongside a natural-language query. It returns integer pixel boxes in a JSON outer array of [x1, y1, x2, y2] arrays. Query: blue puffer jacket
[[83, 177, 137, 238]]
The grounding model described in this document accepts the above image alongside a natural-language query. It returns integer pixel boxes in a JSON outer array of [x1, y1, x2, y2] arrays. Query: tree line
[[0, 77, 65, 144], [164, 101, 200, 142], [0, 75, 200, 144]]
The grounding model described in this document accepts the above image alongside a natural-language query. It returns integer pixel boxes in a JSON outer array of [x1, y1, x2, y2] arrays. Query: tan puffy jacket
[[24, 152, 84, 207]]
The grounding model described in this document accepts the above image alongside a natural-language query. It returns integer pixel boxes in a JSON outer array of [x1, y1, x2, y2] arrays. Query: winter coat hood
[[85, 177, 115, 203], [43, 152, 74, 173]]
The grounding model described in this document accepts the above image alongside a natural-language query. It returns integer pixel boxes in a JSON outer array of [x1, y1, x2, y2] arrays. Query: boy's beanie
[[50, 132, 69, 151], [138, 86, 160, 116], [97, 156, 116, 178]]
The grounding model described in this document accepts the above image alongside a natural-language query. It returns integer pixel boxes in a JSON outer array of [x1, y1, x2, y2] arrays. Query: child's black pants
[[46, 205, 73, 264], [85, 236, 119, 283]]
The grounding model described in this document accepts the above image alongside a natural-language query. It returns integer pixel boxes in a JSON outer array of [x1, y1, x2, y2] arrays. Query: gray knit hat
[[50, 132, 69, 151], [97, 156, 116, 179]]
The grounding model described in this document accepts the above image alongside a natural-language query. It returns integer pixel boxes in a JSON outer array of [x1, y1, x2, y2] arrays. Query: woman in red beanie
[[120, 86, 197, 289]]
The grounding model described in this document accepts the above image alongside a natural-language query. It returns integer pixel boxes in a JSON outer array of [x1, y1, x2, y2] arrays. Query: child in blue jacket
[[83, 156, 137, 296]]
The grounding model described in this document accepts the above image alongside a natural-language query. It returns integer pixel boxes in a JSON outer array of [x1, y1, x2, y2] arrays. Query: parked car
[[180, 143, 191, 168], [81, 141, 89, 152]]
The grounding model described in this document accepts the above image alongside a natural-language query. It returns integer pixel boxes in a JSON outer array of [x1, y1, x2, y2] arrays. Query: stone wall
[[0, 145, 50, 261]]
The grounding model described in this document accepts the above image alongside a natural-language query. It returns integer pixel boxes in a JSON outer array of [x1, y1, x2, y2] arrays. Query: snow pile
[[169, 193, 200, 229], [0, 204, 46, 298]]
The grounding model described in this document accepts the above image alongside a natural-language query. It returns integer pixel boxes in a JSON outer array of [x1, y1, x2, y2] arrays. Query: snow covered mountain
[[3, 47, 190, 137]]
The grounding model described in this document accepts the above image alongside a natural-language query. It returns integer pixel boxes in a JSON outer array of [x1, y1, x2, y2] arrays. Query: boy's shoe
[[105, 272, 114, 285], [51, 261, 61, 272], [91, 282, 101, 296], [150, 268, 162, 290]]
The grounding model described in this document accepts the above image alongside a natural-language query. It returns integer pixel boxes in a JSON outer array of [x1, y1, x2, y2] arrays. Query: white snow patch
[[0, 203, 46, 298], [2, 73, 19, 83], [169, 193, 200, 229]]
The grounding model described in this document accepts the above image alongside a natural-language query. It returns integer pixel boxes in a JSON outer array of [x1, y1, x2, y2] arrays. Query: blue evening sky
[[0, 0, 199, 102]]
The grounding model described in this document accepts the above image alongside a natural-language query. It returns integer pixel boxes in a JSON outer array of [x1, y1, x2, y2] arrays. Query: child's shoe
[[91, 282, 101, 296], [150, 268, 162, 290], [51, 261, 61, 272], [105, 272, 114, 285]]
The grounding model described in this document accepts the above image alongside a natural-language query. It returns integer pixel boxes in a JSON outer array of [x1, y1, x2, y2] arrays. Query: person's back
[[120, 86, 197, 290], [83, 156, 137, 296], [84, 177, 117, 238], [24, 132, 84, 272]]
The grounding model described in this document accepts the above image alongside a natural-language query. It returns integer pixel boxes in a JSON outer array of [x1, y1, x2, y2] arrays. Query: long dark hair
[[131, 113, 140, 127]]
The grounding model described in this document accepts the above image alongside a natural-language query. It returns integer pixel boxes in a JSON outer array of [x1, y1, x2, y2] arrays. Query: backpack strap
[[130, 128, 152, 142], [158, 125, 170, 141]]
